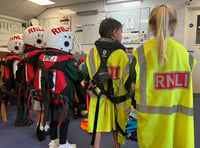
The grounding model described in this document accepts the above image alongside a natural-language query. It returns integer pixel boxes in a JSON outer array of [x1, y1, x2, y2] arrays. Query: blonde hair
[[148, 4, 177, 67]]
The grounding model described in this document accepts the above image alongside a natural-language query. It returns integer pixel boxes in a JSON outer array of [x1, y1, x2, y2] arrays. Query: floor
[[0, 94, 199, 148], [0, 104, 138, 148]]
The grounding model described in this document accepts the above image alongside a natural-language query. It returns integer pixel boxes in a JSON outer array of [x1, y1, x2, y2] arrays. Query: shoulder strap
[[91, 48, 115, 97]]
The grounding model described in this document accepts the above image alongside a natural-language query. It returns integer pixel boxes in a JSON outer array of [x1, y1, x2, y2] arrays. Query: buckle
[[30, 89, 37, 99], [89, 80, 97, 88], [30, 89, 35, 96], [59, 94, 63, 100]]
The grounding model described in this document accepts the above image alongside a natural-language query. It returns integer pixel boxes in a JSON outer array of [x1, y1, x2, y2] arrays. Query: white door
[[184, 6, 200, 93]]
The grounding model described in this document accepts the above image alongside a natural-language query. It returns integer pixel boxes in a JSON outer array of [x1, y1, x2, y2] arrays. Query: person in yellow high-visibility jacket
[[132, 4, 196, 148], [81, 18, 135, 148]]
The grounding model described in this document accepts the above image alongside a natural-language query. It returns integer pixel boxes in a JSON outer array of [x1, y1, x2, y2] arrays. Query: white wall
[[37, 1, 105, 53], [0, 15, 27, 52], [37, 0, 200, 51]]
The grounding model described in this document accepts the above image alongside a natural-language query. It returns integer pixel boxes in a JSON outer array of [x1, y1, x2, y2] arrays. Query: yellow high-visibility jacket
[[86, 40, 131, 144], [133, 37, 196, 148]]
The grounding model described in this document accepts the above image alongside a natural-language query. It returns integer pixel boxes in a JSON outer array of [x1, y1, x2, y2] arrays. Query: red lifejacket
[[34, 49, 76, 102], [4, 53, 20, 91], [23, 46, 44, 85]]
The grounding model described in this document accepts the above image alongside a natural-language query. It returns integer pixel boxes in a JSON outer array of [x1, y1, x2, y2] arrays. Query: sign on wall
[[0, 18, 23, 47], [107, 7, 150, 44], [196, 15, 200, 44]]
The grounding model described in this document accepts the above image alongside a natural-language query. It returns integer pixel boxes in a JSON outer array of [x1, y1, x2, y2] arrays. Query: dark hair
[[99, 18, 122, 38]]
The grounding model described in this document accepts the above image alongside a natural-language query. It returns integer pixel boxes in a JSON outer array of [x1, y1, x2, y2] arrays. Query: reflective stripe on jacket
[[133, 37, 196, 148]]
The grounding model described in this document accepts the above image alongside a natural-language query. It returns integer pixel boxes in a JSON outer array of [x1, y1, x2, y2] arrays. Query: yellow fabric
[[133, 37, 196, 148], [86, 47, 131, 145]]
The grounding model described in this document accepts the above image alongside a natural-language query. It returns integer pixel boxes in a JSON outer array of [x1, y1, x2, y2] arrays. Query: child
[[133, 4, 196, 148], [1, 34, 23, 123], [22, 26, 49, 140], [73, 57, 88, 118], [81, 18, 135, 148], [38, 25, 83, 148]]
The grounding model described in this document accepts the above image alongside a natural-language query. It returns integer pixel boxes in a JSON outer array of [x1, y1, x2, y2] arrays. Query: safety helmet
[[45, 25, 74, 52], [23, 26, 45, 48], [7, 34, 24, 55]]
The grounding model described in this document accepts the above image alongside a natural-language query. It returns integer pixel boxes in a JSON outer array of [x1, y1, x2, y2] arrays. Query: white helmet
[[45, 25, 74, 52], [7, 34, 24, 55], [23, 26, 45, 48]]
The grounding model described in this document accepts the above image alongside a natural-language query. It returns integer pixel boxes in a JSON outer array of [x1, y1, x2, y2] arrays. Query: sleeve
[[125, 56, 136, 108], [80, 63, 90, 81], [65, 60, 83, 83], [125, 56, 136, 90]]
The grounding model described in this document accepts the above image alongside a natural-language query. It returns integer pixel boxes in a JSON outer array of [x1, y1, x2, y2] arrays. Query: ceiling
[[0, 0, 100, 21]]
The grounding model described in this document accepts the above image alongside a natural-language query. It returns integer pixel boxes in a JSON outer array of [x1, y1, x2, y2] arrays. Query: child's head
[[99, 18, 123, 42], [148, 4, 177, 37], [148, 4, 177, 67]]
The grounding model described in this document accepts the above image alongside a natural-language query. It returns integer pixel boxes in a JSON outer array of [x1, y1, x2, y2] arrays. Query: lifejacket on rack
[[4, 53, 20, 91], [23, 46, 44, 87], [133, 37, 196, 148], [34, 49, 76, 128]]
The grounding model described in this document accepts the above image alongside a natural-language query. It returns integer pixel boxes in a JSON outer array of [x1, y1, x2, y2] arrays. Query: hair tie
[[159, 4, 167, 8]]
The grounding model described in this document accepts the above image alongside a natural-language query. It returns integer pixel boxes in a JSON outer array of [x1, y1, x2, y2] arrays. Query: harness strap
[[108, 93, 130, 104], [90, 86, 129, 145], [18, 84, 22, 106], [57, 100, 65, 129], [51, 93, 63, 103], [28, 94, 34, 121], [33, 90, 43, 97], [91, 94, 101, 145], [86, 84, 92, 111], [42, 68, 50, 126], [50, 93, 68, 129]]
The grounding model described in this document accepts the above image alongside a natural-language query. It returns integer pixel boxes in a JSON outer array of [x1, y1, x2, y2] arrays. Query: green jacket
[[65, 59, 83, 102]]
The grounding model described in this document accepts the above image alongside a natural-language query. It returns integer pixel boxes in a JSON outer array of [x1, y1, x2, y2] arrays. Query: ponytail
[[156, 6, 168, 67], [148, 4, 177, 67]]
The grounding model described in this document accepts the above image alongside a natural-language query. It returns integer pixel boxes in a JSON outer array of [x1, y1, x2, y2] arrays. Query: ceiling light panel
[[28, 0, 55, 5]]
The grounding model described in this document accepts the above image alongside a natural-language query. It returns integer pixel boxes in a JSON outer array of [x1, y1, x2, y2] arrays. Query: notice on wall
[[0, 18, 23, 47], [75, 23, 100, 44], [72, 13, 105, 45], [107, 7, 150, 44]]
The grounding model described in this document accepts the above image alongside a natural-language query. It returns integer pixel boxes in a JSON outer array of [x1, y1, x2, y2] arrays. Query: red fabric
[[34, 68, 42, 91], [55, 70, 67, 94], [4, 67, 9, 81], [57, 100, 65, 128], [25, 64, 34, 83]]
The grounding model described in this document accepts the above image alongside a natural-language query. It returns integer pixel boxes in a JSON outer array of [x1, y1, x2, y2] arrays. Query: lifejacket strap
[[90, 95, 101, 145]]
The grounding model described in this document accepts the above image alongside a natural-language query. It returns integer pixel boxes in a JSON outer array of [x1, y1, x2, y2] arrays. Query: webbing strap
[[91, 95, 101, 145]]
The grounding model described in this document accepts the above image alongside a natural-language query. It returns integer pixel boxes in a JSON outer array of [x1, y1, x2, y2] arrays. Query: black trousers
[[49, 102, 70, 144]]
